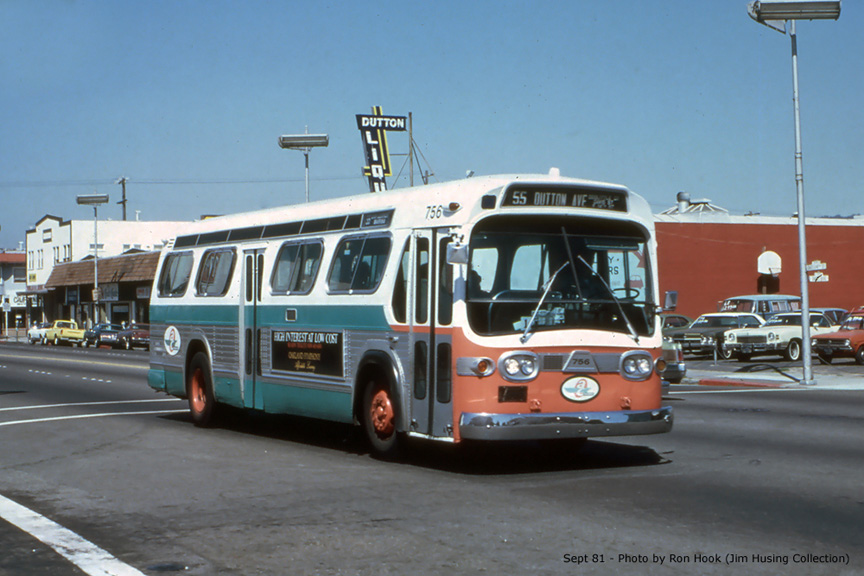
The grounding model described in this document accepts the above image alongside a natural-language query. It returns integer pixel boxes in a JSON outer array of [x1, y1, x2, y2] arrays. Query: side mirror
[[663, 290, 678, 311], [446, 243, 469, 265]]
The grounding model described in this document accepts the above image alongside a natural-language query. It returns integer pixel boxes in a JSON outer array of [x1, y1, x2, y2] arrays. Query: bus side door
[[409, 229, 454, 438], [240, 248, 265, 409]]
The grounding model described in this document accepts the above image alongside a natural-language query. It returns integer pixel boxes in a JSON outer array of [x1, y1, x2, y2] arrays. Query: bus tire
[[187, 351, 219, 427], [361, 378, 401, 459]]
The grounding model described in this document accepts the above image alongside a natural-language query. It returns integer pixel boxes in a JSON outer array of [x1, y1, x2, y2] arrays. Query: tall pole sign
[[356, 106, 407, 192]]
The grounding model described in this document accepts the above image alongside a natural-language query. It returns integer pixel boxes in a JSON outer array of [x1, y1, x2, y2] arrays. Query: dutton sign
[[356, 106, 407, 192]]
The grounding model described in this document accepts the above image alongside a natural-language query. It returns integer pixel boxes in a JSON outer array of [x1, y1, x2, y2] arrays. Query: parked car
[[661, 313, 692, 335], [723, 312, 836, 362], [27, 321, 52, 345], [811, 307, 864, 364], [661, 340, 687, 384], [667, 312, 765, 358], [811, 307, 847, 326], [83, 323, 123, 348], [718, 294, 800, 320], [117, 323, 150, 350], [45, 320, 86, 346]]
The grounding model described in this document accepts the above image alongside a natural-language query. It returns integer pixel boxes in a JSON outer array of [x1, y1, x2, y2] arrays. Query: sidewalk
[[684, 363, 864, 390]]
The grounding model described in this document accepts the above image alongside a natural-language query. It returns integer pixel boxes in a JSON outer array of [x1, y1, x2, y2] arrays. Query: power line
[[0, 175, 363, 189]]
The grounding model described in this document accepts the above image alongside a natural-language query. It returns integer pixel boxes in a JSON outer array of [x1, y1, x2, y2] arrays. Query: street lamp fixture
[[77, 193, 109, 323], [747, 0, 841, 386], [278, 133, 329, 203]]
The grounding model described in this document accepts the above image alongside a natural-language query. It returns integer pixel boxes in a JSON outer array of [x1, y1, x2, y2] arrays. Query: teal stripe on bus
[[150, 304, 237, 325], [150, 303, 391, 331]]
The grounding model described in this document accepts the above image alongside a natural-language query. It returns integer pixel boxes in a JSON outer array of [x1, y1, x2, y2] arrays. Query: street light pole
[[748, 0, 841, 386], [789, 19, 814, 385], [278, 132, 329, 203], [77, 194, 109, 324]]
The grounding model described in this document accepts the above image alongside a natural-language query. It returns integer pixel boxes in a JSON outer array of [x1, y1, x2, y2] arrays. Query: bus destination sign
[[502, 187, 627, 212]]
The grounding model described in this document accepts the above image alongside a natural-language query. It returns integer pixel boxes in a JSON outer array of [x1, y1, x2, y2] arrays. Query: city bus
[[148, 169, 673, 456]]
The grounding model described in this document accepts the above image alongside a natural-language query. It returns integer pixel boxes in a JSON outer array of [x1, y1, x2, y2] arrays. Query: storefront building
[[44, 251, 159, 328], [1, 250, 27, 336], [655, 195, 864, 319]]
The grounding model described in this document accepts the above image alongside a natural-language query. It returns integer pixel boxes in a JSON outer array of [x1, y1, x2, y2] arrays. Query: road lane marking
[[673, 387, 814, 395], [0, 351, 148, 371], [0, 492, 148, 576], [0, 398, 184, 413], [0, 409, 188, 427]]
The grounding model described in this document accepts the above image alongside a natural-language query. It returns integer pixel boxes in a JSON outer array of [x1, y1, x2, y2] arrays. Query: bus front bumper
[[458, 406, 673, 441]]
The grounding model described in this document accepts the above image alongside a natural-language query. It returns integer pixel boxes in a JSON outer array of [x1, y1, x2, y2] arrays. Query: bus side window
[[295, 242, 323, 293], [272, 241, 323, 294], [196, 248, 236, 297], [328, 235, 392, 294], [391, 240, 410, 323], [158, 251, 195, 298]]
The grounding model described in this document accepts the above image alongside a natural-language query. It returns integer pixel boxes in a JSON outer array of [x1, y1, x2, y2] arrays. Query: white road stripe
[[0, 398, 184, 413], [0, 409, 188, 427], [673, 387, 814, 395], [0, 492, 147, 576]]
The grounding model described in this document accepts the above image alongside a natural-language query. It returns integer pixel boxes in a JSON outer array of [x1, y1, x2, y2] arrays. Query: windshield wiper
[[561, 226, 640, 342], [520, 262, 569, 344], [575, 254, 640, 343]]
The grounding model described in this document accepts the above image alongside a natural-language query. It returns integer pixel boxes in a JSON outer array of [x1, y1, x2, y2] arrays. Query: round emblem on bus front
[[561, 376, 600, 402], [163, 325, 181, 356]]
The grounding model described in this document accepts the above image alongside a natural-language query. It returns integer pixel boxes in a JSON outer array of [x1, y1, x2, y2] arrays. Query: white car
[[723, 312, 836, 362], [27, 322, 52, 344]]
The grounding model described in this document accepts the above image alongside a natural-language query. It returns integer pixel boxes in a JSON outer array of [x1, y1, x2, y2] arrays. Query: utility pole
[[116, 177, 127, 220]]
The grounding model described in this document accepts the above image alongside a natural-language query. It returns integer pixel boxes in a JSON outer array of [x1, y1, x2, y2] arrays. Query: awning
[[45, 251, 160, 288]]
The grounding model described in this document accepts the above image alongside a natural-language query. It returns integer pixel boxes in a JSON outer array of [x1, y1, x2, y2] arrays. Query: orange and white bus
[[148, 169, 673, 456]]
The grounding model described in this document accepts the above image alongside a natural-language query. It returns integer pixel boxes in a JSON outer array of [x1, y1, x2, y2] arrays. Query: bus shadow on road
[[404, 439, 671, 475], [161, 408, 670, 475]]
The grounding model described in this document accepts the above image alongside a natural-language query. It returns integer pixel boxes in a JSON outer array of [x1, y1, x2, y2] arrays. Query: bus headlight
[[498, 351, 540, 382], [620, 351, 654, 381]]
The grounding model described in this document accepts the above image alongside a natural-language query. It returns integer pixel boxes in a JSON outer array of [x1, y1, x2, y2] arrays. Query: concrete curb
[[697, 377, 787, 388]]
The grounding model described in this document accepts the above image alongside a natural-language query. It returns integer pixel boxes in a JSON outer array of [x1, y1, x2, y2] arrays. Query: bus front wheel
[[187, 352, 218, 427], [362, 379, 401, 459]]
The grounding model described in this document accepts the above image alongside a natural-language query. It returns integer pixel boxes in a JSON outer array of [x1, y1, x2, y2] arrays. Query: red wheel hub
[[189, 368, 206, 414], [369, 389, 395, 437]]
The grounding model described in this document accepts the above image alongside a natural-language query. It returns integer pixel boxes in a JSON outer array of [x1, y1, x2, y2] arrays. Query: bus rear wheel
[[362, 380, 401, 458], [187, 352, 218, 427]]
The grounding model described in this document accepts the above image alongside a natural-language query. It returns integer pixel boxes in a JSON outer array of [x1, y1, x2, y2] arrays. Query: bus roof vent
[[548, 167, 561, 178]]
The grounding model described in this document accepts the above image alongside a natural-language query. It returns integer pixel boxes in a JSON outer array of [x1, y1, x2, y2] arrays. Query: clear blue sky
[[1, 0, 861, 249]]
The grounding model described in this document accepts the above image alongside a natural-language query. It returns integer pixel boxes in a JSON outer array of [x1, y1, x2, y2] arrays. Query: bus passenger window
[[272, 244, 300, 292], [272, 241, 323, 294], [294, 243, 323, 293], [328, 235, 391, 293], [157, 252, 194, 298], [196, 249, 236, 297]]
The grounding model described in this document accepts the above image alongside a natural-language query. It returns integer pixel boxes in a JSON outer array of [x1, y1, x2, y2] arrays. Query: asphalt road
[[1, 344, 862, 575]]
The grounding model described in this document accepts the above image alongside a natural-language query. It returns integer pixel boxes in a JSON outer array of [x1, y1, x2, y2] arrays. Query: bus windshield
[[466, 217, 655, 337]]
